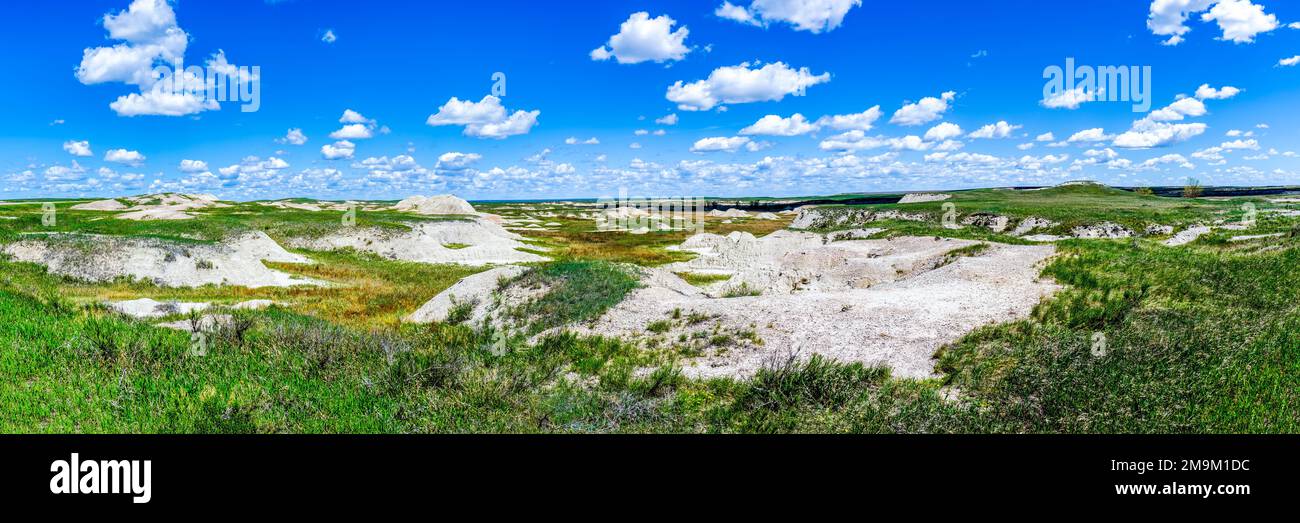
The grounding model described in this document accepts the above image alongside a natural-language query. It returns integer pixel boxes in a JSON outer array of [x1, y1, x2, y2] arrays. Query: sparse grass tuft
[[444, 296, 478, 325], [675, 272, 732, 287], [646, 320, 673, 334], [721, 282, 762, 298]]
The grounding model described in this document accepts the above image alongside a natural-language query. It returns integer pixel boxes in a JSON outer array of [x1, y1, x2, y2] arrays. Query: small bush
[[384, 345, 465, 392], [630, 366, 683, 397], [444, 296, 477, 325], [191, 386, 258, 434], [685, 311, 714, 325], [216, 309, 258, 347], [646, 320, 672, 334], [721, 282, 762, 298], [84, 315, 130, 361]]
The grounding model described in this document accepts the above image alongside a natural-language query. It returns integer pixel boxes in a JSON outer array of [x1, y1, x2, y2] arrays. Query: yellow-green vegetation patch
[[675, 272, 732, 287], [0, 245, 481, 330]]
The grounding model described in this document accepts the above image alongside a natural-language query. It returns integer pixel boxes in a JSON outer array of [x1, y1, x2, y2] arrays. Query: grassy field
[[798, 183, 1259, 241], [2, 186, 1299, 433]]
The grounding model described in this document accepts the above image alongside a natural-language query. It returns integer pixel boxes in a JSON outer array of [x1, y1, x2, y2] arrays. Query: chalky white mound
[[2, 231, 316, 288], [70, 199, 129, 211], [393, 194, 478, 215], [113, 193, 229, 221], [292, 217, 547, 266]]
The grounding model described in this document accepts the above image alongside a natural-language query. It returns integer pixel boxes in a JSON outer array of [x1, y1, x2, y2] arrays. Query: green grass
[[0, 287, 682, 433], [937, 242, 991, 266], [0, 200, 466, 244], [721, 282, 763, 298], [519, 213, 790, 266], [646, 320, 673, 334], [5, 190, 1300, 433], [504, 261, 642, 334], [806, 184, 1256, 241], [675, 272, 732, 287], [0, 243, 482, 329], [6, 232, 1300, 433], [933, 237, 1300, 433]]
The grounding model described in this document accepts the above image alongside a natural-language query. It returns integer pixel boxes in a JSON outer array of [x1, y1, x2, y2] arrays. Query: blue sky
[[2, 0, 1298, 201]]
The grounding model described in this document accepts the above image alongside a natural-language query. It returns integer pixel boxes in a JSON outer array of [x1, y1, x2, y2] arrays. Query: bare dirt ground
[[407, 229, 1060, 380], [586, 235, 1059, 379], [3, 231, 317, 288]]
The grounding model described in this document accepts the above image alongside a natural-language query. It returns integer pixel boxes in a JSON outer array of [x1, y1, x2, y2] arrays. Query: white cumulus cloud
[[1068, 128, 1112, 143], [968, 121, 1022, 139], [590, 12, 691, 64], [277, 128, 308, 145], [818, 130, 888, 151], [923, 122, 963, 142], [1041, 87, 1095, 109], [716, 0, 863, 34], [330, 123, 374, 140], [666, 62, 830, 111], [329, 110, 379, 139], [1112, 120, 1207, 148], [890, 91, 955, 126], [1202, 0, 1279, 43], [321, 140, 356, 160], [740, 114, 818, 136], [178, 159, 208, 172], [76, 0, 248, 117], [63, 140, 93, 157], [426, 95, 540, 139], [1148, 0, 1278, 45], [104, 148, 146, 166], [815, 107, 881, 131], [1195, 84, 1241, 99], [1149, 97, 1208, 121], [435, 152, 482, 170], [691, 136, 753, 153]]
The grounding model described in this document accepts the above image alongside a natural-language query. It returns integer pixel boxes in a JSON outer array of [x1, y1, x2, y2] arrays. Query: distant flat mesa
[[897, 193, 951, 204]]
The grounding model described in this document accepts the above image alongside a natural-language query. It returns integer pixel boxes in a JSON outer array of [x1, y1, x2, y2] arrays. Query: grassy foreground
[[4, 236, 1298, 433], [2, 186, 1299, 433]]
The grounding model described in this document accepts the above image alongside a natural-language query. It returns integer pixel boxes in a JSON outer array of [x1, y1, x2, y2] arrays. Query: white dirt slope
[[2, 231, 317, 288]]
